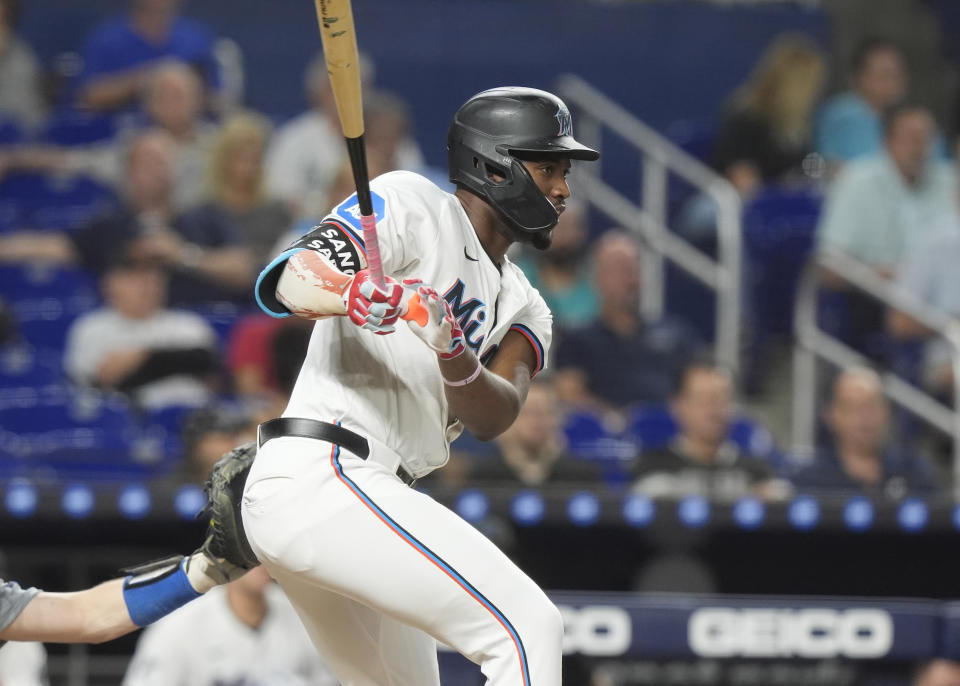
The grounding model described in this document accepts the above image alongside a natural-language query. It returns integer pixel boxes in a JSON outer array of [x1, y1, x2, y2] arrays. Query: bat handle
[[360, 213, 385, 289]]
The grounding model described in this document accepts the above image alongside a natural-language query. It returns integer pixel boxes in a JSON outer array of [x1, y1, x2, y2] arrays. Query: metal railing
[[792, 249, 960, 490], [557, 75, 743, 374]]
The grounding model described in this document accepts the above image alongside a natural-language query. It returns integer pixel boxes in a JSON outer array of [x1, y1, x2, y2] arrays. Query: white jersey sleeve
[[322, 170, 441, 278], [502, 262, 552, 375]]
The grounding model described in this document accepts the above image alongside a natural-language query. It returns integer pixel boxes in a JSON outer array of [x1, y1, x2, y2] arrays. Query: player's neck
[[456, 189, 511, 264]]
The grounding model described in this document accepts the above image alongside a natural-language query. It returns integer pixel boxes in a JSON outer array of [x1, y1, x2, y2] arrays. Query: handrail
[[792, 248, 960, 491], [556, 75, 742, 375]]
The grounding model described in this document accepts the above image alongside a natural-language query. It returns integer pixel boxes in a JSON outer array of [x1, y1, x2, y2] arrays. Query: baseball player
[[122, 565, 337, 686], [243, 87, 599, 685]]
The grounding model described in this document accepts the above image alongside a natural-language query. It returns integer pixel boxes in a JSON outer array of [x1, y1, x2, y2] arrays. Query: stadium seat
[[627, 405, 784, 468], [0, 385, 149, 475], [0, 344, 64, 387], [0, 116, 23, 145], [562, 411, 637, 472], [11, 295, 97, 350], [741, 186, 823, 393], [665, 118, 717, 163], [0, 264, 99, 301], [40, 108, 118, 146], [27, 174, 116, 232]]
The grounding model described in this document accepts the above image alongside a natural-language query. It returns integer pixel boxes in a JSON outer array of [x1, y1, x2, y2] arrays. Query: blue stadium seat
[[627, 405, 677, 451], [743, 186, 823, 337], [0, 264, 99, 302], [40, 108, 118, 146], [0, 116, 23, 145], [665, 118, 717, 163], [11, 295, 97, 350], [0, 385, 145, 474], [628, 405, 784, 468], [0, 344, 64, 387], [27, 174, 116, 232], [187, 301, 249, 347]]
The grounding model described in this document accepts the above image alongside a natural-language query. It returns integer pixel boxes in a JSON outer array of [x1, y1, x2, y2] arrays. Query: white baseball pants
[[241, 435, 563, 686]]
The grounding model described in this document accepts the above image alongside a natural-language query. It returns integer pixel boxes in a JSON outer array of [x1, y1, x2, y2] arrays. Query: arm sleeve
[[0, 580, 39, 632], [254, 174, 428, 316]]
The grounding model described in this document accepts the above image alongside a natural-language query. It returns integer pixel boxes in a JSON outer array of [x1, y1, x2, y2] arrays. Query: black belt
[[257, 417, 416, 486]]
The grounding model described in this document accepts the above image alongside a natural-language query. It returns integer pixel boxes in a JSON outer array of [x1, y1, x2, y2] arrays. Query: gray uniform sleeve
[[0, 579, 40, 632]]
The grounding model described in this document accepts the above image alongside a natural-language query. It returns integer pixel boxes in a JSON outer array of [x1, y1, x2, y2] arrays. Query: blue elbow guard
[[121, 555, 201, 627]]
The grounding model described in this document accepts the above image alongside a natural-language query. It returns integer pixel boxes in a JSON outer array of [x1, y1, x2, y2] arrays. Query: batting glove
[[402, 279, 466, 359], [343, 269, 406, 335]]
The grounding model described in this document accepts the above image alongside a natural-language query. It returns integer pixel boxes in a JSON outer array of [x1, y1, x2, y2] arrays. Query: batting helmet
[[447, 87, 599, 249]]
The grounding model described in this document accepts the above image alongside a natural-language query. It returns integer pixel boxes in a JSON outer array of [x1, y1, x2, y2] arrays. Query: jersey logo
[[335, 190, 387, 232], [463, 246, 479, 262], [443, 279, 487, 353], [555, 103, 572, 137]]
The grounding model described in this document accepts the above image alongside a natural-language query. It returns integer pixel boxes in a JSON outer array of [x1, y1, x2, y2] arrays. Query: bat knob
[[402, 293, 429, 327]]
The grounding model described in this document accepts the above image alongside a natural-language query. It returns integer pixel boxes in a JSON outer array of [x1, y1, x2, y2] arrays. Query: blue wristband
[[122, 560, 201, 626]]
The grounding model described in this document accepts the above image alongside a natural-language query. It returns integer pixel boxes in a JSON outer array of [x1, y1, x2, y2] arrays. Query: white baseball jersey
[[0, 641, 47, 686], [122, 585, 337, 686], [257, 171, 552, 478]]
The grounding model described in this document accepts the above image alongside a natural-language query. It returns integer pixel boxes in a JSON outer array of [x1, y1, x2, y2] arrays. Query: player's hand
[[401, 279, 466, 359], [343, 269, 406, 335]]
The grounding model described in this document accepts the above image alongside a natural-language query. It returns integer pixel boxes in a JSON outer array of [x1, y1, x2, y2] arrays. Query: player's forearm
[[4, 580, 135, 644], [182, 246, 255, 289], [77, 70, 149, 110], [441, 351, 525, 441]]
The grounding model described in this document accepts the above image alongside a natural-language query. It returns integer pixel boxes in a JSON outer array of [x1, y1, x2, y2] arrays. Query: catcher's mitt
[[199, 440, 260, 571]]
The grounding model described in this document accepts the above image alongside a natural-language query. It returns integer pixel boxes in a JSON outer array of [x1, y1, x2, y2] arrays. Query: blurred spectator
[[123, 566, 337, 686], [513, 201, 598, 331], [913, 660, 960, 686], [0, 61, 215, 212], [0, 0, 45, 132], [363, 89, 425, 176], [816, 38, 908, 166], [199, 111, 292, 264], [75, 0, 221, 117], [678, 35, 825, 244], [63, 256, 219, 411], [554, 230, 700, 417], [888, 212, 960, 396], [630, 361, 789, 502], [470, 379, 603, 487], [264, 58, 424, 220], [265, 52, 371, 220], [179, 406, 254, 482], [792, 367, 938, 499], [140, 60, 218, 209], [817, 102, 956, 276], [711, 34, 826, 195], [226, 313, 312, 397], [0, 130, 255, 305]]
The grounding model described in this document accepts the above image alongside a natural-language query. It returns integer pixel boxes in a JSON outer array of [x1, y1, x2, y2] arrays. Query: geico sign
[[688, 608, 893, 658], [558, 605, 632, 656]]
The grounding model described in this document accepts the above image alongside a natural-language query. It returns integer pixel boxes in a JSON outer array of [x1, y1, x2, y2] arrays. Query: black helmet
[[447, 87, 599, 249]]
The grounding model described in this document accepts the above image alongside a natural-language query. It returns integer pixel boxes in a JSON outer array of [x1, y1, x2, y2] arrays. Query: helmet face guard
[[447, 87, 599, 249]]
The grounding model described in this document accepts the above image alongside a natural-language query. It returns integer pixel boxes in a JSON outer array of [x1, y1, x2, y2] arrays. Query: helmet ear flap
[[483, 157, 559, 237]]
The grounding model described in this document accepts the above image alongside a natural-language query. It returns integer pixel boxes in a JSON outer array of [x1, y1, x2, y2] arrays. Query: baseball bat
[[312, 0, 428, 326]]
